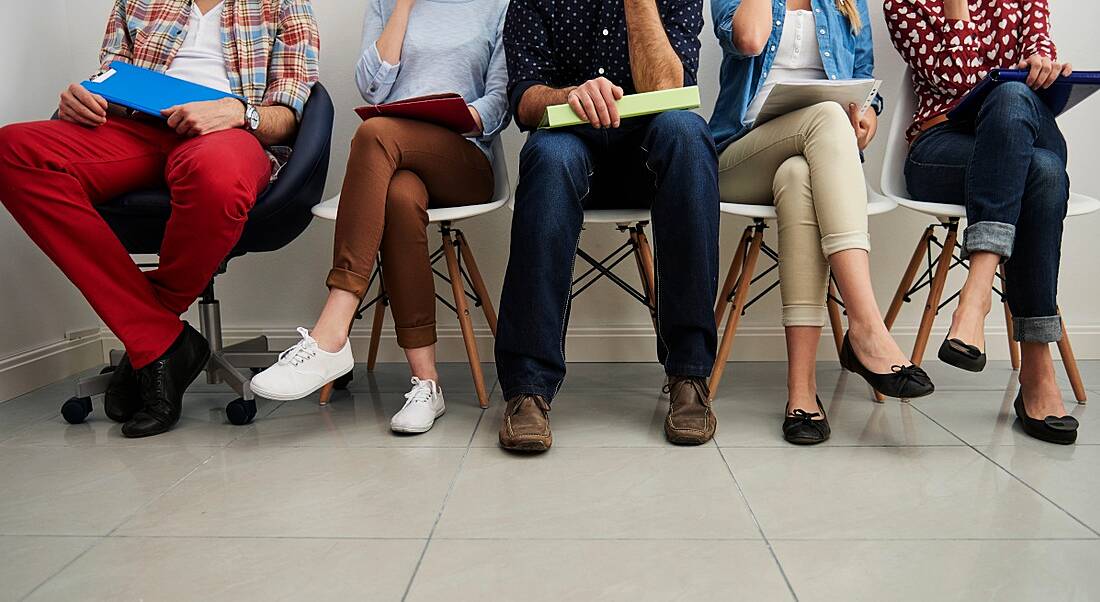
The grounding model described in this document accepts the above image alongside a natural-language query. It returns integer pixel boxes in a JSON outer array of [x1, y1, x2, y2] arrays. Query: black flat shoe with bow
[[1014, 391, 1078, 445], [783, 397, 830, 445], [937, 337, 987, 372], [839, 333, 935, 400]]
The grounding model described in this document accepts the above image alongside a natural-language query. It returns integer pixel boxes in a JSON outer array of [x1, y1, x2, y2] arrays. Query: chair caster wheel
[[62, 397, 93, 424], [334, 372, 353, 390], [226, 398, 257, 425]]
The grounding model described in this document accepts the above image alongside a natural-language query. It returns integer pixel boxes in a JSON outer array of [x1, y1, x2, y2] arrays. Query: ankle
[[311, 329, 347, 354]]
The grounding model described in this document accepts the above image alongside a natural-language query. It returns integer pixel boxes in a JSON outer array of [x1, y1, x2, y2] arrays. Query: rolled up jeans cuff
[[962, 221, 1015, 259], [821, 231, 871, 258], [395, 322, 437, 350], [326, 267, 372, 299], [1013, 316, 1063, 344], [782, 305, 828, 328]]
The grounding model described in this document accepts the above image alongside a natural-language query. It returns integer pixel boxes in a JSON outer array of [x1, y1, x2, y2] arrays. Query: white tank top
[[164, 2, 233, 93], [744, 10, 828, 124]]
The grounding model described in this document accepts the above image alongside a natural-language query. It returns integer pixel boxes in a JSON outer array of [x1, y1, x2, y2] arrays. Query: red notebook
[[355, 93, 477, 134]]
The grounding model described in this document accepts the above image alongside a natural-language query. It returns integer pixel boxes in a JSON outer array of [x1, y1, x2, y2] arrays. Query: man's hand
[[1017, 54, 1072, 89], [162, 97, 246, 137], [848, 103, 877, 151], [59, 83, 108, 128], [567, 77, 625, 128], [466, 105, 484, 136]]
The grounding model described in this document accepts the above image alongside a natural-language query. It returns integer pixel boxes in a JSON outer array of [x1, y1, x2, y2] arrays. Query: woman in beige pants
[[710, 0, 934, 444]]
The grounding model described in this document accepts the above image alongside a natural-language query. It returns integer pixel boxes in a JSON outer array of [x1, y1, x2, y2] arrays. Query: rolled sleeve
[[356, 41, 401, 103], [660, 0, 704, 84], [262, 0, 320, 121], [504, 0, 554, 131], [469, 13, 512, 138], [99, 0, 133, 67]]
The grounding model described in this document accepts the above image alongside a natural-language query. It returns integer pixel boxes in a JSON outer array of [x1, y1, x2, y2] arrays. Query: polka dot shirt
[[503, 0, 704, 129], [883, 0, 1058, 142]]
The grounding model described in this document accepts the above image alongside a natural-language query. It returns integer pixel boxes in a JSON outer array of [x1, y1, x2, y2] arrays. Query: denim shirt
[[709, 0, 878, 152]]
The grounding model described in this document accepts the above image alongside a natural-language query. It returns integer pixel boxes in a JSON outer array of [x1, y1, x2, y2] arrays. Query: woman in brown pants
[[252, 0, 511, 434]]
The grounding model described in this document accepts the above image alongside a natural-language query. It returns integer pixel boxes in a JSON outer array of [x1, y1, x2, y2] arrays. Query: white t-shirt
[[164, 2, 233, 93], [744, 10, 828, 124]]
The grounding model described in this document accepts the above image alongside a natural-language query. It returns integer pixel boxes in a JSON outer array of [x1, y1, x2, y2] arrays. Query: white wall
[[2, 1, 1099, 396]]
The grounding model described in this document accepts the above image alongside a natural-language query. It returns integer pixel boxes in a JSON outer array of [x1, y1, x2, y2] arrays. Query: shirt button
[[775, 19, 782, 26], [831, 75, 838, 80], [598, 67, 605, 75], [602, 28, 609, 36], [769, 45, 776, 51], [820, 28, 826, 35], [824, 51, 831, 57]]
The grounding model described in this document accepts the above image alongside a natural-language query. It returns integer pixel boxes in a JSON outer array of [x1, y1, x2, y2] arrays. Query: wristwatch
[[243, 101, 261, 132]]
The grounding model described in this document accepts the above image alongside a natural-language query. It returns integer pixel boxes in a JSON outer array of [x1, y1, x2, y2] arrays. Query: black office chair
[[60, 83, 335, 427]]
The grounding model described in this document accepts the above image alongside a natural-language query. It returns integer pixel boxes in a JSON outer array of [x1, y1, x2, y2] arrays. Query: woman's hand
[[1018, 54, 1072, 89], [466, 105, 484, 136], [848, 103, 877, 150]]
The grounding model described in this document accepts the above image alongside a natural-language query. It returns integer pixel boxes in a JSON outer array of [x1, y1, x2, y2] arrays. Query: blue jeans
[[905, 82, 1070, 343], [495, 111, 720, 401]]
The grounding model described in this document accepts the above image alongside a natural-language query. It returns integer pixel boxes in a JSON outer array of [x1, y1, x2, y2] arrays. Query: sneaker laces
[[402, 377, 436, 407], [278, 328, 320, 367]]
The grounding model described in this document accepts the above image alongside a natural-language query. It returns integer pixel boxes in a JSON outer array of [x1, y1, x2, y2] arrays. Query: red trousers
[[0, 118, 271, 368]]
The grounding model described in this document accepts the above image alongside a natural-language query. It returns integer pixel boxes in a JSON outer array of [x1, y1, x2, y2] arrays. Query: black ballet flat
[[1013, 391, 1078, 445], [783, 397, 831, 445], [839, 332, 935, 400], [938, 338, 987, 373]]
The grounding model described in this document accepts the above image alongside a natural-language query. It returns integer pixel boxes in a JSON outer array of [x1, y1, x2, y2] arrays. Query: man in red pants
[[0, 0, 320, 438]]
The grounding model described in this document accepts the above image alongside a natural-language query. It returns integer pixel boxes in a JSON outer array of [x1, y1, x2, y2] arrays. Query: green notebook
[[539, 86, 701, 129]]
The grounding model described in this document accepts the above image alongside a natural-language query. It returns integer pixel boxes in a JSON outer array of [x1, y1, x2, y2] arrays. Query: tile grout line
[[715, 444, 800, 602], [399, 374, 496, 601], [908, 403, 1100, 538]]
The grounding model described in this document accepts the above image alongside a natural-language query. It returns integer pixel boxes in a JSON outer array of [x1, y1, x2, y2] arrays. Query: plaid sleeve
[[99, 0, 133, 68], [263, 0, 321, 121]]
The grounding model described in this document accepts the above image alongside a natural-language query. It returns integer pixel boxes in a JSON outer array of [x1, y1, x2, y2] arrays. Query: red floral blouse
[[882, 0, 1057, 142]]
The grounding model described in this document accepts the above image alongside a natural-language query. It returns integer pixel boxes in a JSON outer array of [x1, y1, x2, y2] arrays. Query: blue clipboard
[[81, 61, 242, 118], [948, 69, 1100, 121]]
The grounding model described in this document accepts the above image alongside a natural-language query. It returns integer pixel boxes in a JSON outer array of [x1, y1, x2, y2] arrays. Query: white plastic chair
[[880, 68, 1097, 402], [311, 138, 511, 408], [709, 184, 897, 397]]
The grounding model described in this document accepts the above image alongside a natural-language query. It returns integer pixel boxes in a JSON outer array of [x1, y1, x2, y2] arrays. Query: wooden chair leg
[[318, 382, 335, 406], [456, 231, 499, 337], [827, 279, 845, 356], [366, 292, 386, 372], [630, 226, 659, 334], [885, 226, 934, 330], [709, 224, 765, 400], [443, 229, 490, 408], [715, 226, 752, 328], [912, 223, 959, 365], [1057, 314, 1088, 403], [999, 264, 1021, 370]]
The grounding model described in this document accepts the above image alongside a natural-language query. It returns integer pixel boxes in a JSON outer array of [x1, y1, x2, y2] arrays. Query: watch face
[[247, 106, 261, 130]]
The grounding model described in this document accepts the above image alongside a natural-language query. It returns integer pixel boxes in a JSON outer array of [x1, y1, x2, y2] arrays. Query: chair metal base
[[63, 280, 284, 426], [883, 219, 1087, 403]]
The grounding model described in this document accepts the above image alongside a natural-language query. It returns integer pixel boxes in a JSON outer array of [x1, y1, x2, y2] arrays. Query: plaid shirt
[[100, 0, 320, 120]]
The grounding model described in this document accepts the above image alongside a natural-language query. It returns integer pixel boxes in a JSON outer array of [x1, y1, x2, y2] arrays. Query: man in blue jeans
[[495, 0, 720, 451]]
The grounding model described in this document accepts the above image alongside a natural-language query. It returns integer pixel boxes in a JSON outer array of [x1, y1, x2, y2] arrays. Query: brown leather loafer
[[664, 376, 716, 445], [499, 395, 552, 452]]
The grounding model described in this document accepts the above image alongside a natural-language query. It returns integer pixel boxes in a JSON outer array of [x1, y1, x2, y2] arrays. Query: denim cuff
[[1013, 316, 1064, 344], [664, 363, 713, 380], [782, 305, 829, 328], [500, 384, 559, 404], [962, 221, 1015, 259]]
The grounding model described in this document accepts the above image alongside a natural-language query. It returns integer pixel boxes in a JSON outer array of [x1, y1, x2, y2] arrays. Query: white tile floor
[[1, 360, 1098, 601]]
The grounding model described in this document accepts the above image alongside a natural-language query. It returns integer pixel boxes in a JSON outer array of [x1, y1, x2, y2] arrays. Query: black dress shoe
[[122, 323, 210, 439], [104, 355, 142, 423], [783, 397, 831, 445], [1014, 391, 1078, 445], [839, 332, 935, 400], [937, 338, 987, 373]]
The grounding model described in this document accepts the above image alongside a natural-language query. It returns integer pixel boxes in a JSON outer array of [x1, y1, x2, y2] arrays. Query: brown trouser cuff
[[396, 322, 437, 349], [326, 267, 372, 299]]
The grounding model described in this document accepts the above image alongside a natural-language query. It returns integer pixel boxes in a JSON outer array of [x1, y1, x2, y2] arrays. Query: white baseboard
[[3, 323, 1098, 403]]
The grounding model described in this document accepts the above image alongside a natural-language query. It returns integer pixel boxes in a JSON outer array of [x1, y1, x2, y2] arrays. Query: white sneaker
[[390, 377, 446, 434], [250, 328, 354, 401]]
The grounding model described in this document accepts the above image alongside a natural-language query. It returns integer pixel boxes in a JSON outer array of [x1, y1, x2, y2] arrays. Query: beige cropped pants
[[718, 102, 871, 327]]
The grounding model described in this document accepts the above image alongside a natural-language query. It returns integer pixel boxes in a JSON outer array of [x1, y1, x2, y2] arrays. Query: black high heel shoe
[[1014, 391, 1078, 445], [938, 338, 987, 372], [839, 333, 935, 399], [783, 397, 830, 445]]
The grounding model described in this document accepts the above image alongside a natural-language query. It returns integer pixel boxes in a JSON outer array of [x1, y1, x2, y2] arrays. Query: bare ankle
[[311, 329, 347, 354]]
